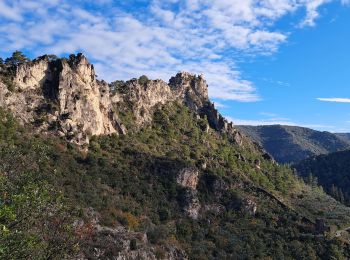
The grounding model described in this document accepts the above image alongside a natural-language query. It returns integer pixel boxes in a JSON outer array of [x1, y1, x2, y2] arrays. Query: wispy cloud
[[317, 98, 350, 103], [0, 0, 346, 102]]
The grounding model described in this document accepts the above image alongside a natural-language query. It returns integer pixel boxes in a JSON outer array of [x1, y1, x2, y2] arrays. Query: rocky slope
[[2, 54, 350, 259], [237, 124, 350, 164]]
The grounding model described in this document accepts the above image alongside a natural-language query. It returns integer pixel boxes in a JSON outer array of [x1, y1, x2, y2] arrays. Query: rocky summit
[[0, 53, 242, 147]]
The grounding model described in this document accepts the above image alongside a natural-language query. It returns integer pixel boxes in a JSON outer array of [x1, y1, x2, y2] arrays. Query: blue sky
[[1, 0, 350, 132]]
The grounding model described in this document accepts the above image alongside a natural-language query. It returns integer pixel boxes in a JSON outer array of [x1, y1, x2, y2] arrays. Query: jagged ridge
[[0, 53, 242, 147]]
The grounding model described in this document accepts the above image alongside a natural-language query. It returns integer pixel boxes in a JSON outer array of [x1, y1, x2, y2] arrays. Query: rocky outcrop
[[177, 167, 199, 189], [241, 198, 257, 216], [177, 167, 201, 219], [112, 72, 210, 129], [182, 189, 201, 220], [56, 55, 118, 141], [75, 208, 187, 260], [112, 72, 244, 145], [168, 72, 209, 111], [0, 54, 121, 145], [201, 102, 243, 145], [0, 53, 244, 146]]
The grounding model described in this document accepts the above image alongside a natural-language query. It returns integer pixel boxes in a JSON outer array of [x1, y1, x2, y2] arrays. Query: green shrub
[[138, 75, 149, 85]]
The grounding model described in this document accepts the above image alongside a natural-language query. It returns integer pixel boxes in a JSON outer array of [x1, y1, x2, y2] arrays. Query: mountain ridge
[[1, 53, 350, 259], [0, 53, 243, 147], [237, 124, 350, 164]]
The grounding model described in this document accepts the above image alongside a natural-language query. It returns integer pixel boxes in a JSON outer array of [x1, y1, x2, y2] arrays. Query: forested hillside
[[295, 150, 350, 207], [238, 125, 350, 164], [1, 53, 350, 259]]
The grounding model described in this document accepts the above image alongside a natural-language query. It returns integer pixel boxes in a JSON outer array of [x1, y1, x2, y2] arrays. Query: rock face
[[0, 54, 243, 146], [177, 167, 199, 190], [56, 55, 118, 142], [112, 72, 244, 146], [201, 102, 243, 145], [112, 72, 210, 129], [0, 54, 120, 145], [177, 167, 201, 219]]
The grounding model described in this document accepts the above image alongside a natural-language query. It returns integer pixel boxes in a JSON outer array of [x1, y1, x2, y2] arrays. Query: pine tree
[[331, 184, 338, 199], [5, 51, 30, 66], [339, 189, 345, 204]]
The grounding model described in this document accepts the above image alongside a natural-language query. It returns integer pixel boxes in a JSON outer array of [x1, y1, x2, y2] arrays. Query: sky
[[1, 0, 350, 132]]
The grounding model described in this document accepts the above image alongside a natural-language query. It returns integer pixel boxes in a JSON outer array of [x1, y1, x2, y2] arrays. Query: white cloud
[[0, 0, 344, 102], [317, 98, 350, 103], [299, 0, 330, 27], [0, 1, 22, 21]]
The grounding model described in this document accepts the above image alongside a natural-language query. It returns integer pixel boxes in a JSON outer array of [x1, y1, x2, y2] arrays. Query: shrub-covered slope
[[1, 53, 350, 259], [2, 105, 350, 259], [237, 125, 350, 164]]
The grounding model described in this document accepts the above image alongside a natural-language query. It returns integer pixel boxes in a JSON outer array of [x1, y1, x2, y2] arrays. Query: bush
[[138, 75, 149, 85], [158, 208, 171, 221], [147, 225, 169, 244], [116, 211, 139, 230]]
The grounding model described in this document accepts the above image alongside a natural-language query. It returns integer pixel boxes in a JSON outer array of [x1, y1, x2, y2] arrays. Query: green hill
[[237, 125, 350, 164]]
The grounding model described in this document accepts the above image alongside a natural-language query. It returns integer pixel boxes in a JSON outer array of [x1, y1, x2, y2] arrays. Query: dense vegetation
[[1, 103, 350, 259], [295, 150, 350, 206], [237, 125, 350, 164], [0, 110, 77, 259]]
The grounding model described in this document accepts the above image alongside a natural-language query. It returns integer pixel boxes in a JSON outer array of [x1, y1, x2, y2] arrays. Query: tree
[[327, 244, 345, 260], [47, 54, 58, 61], [307, 173, 318, 187], [138, 75, 149, 85], [5, 51, 30, 66], [109, 80, 127, 94], [0, 57, 3, 65]]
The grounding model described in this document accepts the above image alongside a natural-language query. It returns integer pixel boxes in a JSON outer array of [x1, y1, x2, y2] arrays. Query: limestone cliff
[[111, 71, 244, 145], [0, 54, 120, 145], [0, 53, 243, 146]]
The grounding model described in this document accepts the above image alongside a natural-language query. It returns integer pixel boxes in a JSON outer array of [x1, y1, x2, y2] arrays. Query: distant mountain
[[334, 133, 350, 143], [295, 149, 350, 206], [237, 125, 350, 164]]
